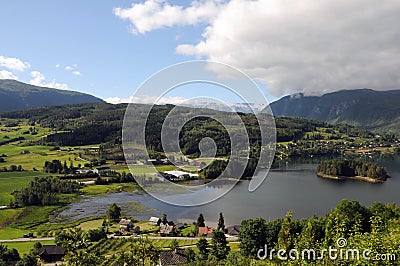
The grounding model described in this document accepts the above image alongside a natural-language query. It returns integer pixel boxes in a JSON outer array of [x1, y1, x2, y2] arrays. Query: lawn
[[3, 240, 56, 255], [78, 219, 104, 231], [11, 206, 60, 230], [0, 172, 41, 206], [0, 227, 27, 240], [81, 182, 140, 195], [0, 209, 22, 228]]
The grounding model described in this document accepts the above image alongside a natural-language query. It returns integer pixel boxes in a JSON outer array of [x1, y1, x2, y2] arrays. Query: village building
[[226, 225, 242, 236], [119, 219, 134, 232], [159, 249, 188, 266], [160, 223, 175, 235], [198, 226, 213, 236], [149, 216, 160, 225], [93, 166, 111, 174], [38, 245, 65, 262]]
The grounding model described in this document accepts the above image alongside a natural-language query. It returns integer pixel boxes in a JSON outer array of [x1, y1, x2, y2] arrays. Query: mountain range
[[0, 80, 399, 133], [269, 89, 400, 132], [0, 79, 103, 113]]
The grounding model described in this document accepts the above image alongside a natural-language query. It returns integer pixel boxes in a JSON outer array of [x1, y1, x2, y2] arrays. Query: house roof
[[198, 226, 213, 235], [160, 223, 174, 234], [119, 219, 132, 225], [149, 216, 160, 222], [39, 245, 65, 256], [227, 225, 242, 235], [160, 249, 188, 265]]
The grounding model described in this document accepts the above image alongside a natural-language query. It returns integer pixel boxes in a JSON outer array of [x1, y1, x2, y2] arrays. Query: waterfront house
[[149, 216, 160, 225]]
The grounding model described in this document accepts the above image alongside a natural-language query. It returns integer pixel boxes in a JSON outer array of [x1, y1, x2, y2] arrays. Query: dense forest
[[317, 159, 389, 180], [1, 102, 390, 180]]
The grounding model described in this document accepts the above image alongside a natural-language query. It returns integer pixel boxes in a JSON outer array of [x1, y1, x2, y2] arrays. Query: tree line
[[11, 176, 80, 207], [317, 159, 389, 180]]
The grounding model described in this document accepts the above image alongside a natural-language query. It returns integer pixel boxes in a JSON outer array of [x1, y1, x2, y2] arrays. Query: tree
[[210, 230, 230, 260], [239, 218, 267, 258], [196, 238, 209, 260], [197, 213, 205, 228], [217, 212, 225, 231], [15, 253, 38, 266], [121, 238, 159, 266], [186, 248, 196, 262], [170, 239, 179, 250], [161, 213, 168, 224], [106, 203, 121, 222], [277, 211, 295, 252]]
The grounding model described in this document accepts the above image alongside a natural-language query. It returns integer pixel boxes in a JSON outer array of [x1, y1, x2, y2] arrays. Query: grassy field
[[78, 219, 104, 231], [3, 240, 56, 255], [0, 171, 44, 206], [0, 209, 22, 228]]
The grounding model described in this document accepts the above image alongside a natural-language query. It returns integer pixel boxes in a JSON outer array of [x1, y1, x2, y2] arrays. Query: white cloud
[[114, 0, 224, 35], [0, 70, 18, 80], [0, 55, 30, 72], [65, 66, 73, 71], [172, 0, 400, 96], [72, 71, 81, 76], [29, 71, 69, 90], [55, 64, 60, 68]]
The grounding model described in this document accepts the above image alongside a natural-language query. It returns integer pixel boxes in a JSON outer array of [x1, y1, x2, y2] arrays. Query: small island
[[317, 159, 389, 183]]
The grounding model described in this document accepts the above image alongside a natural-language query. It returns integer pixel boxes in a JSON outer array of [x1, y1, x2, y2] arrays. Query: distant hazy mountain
[[181, 101, 267, 114], [269, 89, 400, 132], [0, 79, 103, 113]]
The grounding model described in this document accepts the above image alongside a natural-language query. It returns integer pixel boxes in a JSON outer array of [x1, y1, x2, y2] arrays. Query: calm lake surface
[[55, 156, 400, 226]]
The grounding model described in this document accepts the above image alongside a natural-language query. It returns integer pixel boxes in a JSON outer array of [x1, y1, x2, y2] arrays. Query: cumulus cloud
[[29, 71, 69, 90], [165, 0, 400, 96], [72, 71, 81, 76], [114, 0, 225, 35], [115, 0, 400, 95], [55, 64, 60, 68], [65, 66, 73, 71], [0, 55, 30, 72], [0, 70, 18, 80]]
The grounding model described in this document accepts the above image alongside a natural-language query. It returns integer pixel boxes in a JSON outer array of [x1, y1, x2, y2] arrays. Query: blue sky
[[0, 1, 220, 101], [1, 1, 399, 104]]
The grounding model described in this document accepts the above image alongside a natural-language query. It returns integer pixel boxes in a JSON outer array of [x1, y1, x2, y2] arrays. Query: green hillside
[[270, 89, 400, 133], [0, 79, 103, 113]]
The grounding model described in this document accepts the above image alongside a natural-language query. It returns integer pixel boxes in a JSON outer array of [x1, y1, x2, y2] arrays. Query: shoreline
[[316, 172, 385, 183]]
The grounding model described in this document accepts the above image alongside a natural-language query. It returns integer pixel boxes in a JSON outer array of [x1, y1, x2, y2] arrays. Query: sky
[[1, 0, 399, 105]]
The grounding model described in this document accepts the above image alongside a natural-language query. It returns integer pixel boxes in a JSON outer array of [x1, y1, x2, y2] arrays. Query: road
[[0, 235, 238, 243], [0, 237, 55, 243]]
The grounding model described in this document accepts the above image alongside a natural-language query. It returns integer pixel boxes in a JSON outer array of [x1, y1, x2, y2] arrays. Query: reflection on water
[[55, 156, 400, 227]]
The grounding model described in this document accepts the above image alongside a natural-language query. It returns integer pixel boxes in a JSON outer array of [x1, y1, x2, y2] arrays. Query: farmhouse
[[38, 245, 65, 262], [226, 225, 242, 236], [119, 219, 133, 232], [198, 226, 213, 236], [159, 249, 188, 265], [160, 223, 175, 235], [149, 216, 160, 225]]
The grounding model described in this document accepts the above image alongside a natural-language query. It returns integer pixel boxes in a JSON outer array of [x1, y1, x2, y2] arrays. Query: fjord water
[[56, 156, 400, 226]]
